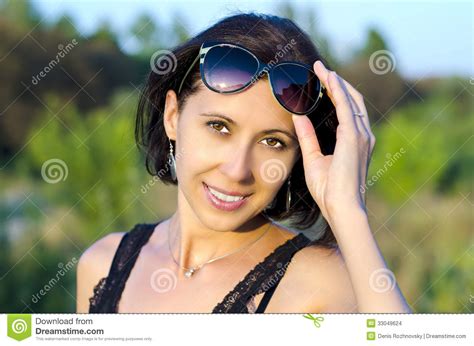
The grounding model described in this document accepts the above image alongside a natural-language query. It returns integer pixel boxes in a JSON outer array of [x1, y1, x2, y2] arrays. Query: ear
[[163, 89, 179, 141]]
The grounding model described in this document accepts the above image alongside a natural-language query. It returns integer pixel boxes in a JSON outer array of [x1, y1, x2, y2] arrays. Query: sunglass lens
[[203, 46, 259, 92], [271, 64, 320, 114]]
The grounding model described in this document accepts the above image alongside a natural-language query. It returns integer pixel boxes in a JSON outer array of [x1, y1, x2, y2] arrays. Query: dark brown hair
[[135, 12, 339, 247]]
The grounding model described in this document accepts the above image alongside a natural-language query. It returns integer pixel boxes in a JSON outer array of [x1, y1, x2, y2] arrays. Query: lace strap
[[212, 232, 312, 313], [88, 223, 158, 312], [254, 282, 278, 313]]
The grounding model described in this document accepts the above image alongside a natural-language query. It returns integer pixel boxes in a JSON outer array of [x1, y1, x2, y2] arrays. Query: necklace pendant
[[184, 268, 195, 278]]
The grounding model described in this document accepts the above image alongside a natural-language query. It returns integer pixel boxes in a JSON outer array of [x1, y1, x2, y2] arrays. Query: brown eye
[[212, 123, 224, 131], [262, 138, 284, 150], [266, 138, 277, 146], [207, 121, 230, 134]]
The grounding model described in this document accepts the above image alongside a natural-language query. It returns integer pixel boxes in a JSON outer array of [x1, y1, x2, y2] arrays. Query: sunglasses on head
[[177, 41, 326, 115]]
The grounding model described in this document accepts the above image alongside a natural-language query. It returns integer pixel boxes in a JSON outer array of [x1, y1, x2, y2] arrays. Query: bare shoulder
[[287, 242, 358, 312], [76, 232, 125, 313]]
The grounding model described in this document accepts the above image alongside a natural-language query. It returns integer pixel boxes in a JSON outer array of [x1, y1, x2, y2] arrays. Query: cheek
[[174, 126, 212, 173], [256, 157, 293, 188]]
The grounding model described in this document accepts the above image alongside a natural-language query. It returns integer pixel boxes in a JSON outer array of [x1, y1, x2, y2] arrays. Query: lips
[[203, 182, 250, 212]]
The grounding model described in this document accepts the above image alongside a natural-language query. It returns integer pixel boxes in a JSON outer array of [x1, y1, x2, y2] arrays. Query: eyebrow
[[199, 112, 298, 142]]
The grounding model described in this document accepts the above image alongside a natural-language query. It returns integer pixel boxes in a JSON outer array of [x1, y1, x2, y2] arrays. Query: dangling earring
[[285, 173, 292, 213], [167, 138, 177, 182]]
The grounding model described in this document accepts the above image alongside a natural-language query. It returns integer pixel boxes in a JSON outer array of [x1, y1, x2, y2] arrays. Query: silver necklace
[[167, 220, 270, 278]]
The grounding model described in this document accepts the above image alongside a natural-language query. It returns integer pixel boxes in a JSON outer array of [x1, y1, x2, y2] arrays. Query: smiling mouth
[[203, 182, 251, 202], [203, 182, 250, 212]]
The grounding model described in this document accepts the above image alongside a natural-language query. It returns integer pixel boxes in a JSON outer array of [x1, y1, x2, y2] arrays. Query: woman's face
[[164, 79, 301, 231]]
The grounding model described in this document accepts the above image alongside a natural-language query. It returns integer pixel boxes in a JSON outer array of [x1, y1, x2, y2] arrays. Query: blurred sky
[[33, 0, 473, 79]]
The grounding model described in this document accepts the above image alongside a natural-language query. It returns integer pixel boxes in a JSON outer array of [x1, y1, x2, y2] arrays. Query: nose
[[218, 144, 253, 183]]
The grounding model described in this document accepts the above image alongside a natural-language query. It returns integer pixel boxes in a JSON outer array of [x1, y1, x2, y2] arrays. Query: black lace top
[[89, 220, 312, 313]]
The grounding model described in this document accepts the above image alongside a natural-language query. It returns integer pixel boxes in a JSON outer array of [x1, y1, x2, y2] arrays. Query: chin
[[199, 211, 247, 232]]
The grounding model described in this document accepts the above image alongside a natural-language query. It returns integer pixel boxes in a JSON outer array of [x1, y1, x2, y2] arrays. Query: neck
[[168, 191, 272, 273]]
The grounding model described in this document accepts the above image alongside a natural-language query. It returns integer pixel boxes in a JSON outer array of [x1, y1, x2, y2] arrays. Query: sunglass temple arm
[[177, 52, 200, 95], [177, 45, 212, 95]]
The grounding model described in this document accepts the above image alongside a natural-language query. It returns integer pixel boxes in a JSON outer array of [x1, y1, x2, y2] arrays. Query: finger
[[334, 74, 366, 135], [313, 61, 335, 104], [339, 78, 372, 133], [328, 71, 359, 133], [314, 61, 358, 133], [339, 79, 367, 114], [317, 63, 372, 182], [337, 78, 374, 193], [315, 61, 373, 206], [335, 75, 368, 121], [314, 61, 359, 116], [315, 60, 375, 172], [325, 67, 368, 140], [291, 114, 323, 163], [338, 77, 376, 155]]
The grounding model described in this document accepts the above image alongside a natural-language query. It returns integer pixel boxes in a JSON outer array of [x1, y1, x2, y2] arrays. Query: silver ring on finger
[[354, 112, 364, 117]]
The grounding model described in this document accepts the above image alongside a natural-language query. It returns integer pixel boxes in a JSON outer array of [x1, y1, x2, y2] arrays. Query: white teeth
[[207, 185, 245, 202]]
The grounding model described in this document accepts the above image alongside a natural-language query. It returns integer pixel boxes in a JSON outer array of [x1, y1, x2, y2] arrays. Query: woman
[[76, 12, 411, 313]]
